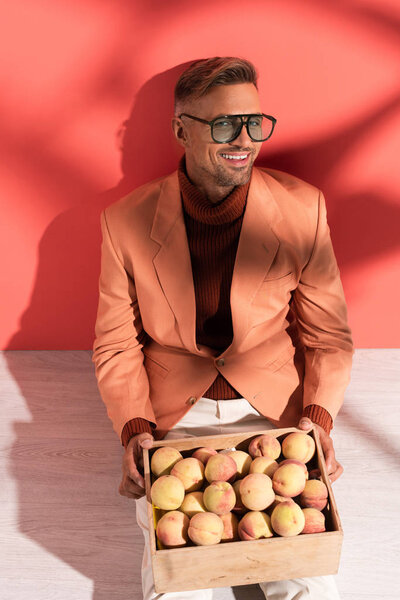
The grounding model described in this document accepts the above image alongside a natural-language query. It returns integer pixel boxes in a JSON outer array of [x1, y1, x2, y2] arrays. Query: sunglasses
[[179, 113, 277, 143]]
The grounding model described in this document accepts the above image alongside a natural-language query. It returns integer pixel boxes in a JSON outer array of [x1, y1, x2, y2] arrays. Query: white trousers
[[135, 397, 340, 600]]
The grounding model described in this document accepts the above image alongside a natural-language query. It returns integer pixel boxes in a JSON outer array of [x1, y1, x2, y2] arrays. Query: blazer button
[[187, 396, 197, 405], [216, 358, 225, 367]]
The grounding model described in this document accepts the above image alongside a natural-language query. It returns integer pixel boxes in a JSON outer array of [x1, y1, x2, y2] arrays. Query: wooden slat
[[154, 531, 342, 592], [314, 427, 343, 534]]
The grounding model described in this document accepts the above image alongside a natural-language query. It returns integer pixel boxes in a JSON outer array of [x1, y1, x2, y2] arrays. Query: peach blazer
[[92, 166, 354, 441]]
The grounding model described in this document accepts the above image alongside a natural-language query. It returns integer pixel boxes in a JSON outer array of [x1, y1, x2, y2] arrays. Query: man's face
[[174, 83, 263, 190]]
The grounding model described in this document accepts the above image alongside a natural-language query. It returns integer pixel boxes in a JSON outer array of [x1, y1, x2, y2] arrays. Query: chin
[[217, 165, 253, 188], [230, 167, 253, 186]]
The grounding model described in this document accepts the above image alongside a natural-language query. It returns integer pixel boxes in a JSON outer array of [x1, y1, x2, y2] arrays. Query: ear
[[171, 116, 188, 148]]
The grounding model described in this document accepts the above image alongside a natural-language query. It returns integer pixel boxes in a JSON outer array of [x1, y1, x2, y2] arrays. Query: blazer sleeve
[[291, 189, 354, 422], [92, 209, 157, 441]]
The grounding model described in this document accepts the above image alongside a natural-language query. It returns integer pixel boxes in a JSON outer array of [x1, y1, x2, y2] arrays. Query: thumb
[[140, 436, 154, 449], [298, 417, 313, 430]]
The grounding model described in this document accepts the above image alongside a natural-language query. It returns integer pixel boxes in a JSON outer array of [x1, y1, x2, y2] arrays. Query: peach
[[156, 510, 189, 548], [266, 494, 294, 515], [220, 512, 239, 542], [179, 491, 206, 517], [238, 511, 274, 541], [188, 512, 224, 546], [150, 446, 183, 477], [203, 481, 236, 515], [248, 434, 281, 459], [239, 473, 275, 511], [250, 456, 279, 478], [170, 457, 205, 492], [150, 475, 185, 510], [232, 480, 247, 515], [191, 447, 218, 465], [281, 432, 315, 463], [278, 459, 309, 479], [204, 453, 237, 483], [299, 479, 328, 510], [302, 508, 326, 534], [226, 450, 252, 478], [272, 463, 307, 497], [271, 500, 305, 537]]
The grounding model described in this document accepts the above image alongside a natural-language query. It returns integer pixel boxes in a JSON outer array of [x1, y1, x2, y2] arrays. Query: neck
[[184, 159, 235, 204]]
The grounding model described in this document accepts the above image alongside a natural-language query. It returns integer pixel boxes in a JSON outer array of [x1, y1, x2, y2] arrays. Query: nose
[[232, 121, 253, 146]]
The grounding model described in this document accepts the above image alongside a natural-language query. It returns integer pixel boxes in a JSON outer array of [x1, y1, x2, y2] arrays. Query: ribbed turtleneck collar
[[178, 155, 250, 225]]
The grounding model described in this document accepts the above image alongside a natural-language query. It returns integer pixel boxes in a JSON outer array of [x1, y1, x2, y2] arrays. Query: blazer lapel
[[150, 172, 198, 354], [150, 166, 283, 356], [229, 167, 282, 352]]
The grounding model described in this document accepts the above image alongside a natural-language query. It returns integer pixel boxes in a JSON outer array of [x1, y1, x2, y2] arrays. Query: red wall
[[2, 0, 400, 350]]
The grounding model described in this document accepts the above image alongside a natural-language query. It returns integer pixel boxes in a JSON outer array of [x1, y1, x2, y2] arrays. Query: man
[[92, 57, 353, 599]]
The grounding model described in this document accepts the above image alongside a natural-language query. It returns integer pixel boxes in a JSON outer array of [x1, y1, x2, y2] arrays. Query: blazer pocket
[[143, 352, 170, 379], [262, 271, 295, 287], [264, 344, 296, 372]]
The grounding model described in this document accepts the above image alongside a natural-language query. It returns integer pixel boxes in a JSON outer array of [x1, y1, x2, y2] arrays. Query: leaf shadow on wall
[[258, 88, 400, 271], [5, 68, 400, 600]]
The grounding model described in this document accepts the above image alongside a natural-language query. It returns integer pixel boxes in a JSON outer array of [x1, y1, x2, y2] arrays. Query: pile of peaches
[[149, 432, 329, 549]]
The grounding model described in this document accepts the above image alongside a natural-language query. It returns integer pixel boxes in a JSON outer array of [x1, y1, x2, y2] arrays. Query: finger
[[124, 446, 145, 481], [321, 443, 335, 474], [118, 482, 144, 500], [132, 437, 153, 467], [298, 418, 313, 430], [118, 482, 136, 498], [138, 441, 152, 468], [308, 468, 321, 479], [124, 482, 145, 498], [140, 437, 154, 449], [123, 445, 137, 470], [328, 462, 344, 483], [126, 464, 146, 489], [120, 476, 146, 497]]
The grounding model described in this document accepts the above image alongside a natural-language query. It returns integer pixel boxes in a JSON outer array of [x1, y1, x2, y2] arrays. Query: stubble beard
[[213, 156, 255, 188]]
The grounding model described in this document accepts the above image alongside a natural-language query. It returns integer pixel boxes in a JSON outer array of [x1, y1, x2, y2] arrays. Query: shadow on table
[[5, 350, 144, 599]]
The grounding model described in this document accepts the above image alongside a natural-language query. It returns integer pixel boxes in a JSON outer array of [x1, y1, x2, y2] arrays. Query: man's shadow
[[5, 60, 400, 599]]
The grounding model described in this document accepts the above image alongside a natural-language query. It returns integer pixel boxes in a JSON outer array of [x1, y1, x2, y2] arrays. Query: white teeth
[[221, 154, 248, 160]]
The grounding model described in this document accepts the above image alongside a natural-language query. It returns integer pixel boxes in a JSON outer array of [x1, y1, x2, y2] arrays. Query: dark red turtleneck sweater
[[120, 158, 332, 447], [178, 156, 248, 399]]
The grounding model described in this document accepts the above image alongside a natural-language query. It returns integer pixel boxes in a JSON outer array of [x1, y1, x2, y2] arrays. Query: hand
[[297, 417, 343, 483], [119, 432, 154, 499]]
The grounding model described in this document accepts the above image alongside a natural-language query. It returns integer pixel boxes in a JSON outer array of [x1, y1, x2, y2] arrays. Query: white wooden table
[[0, 350, 399, 600]]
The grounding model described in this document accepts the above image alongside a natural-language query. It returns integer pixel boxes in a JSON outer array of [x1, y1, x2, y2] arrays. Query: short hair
[[174, 56, 258, 114]]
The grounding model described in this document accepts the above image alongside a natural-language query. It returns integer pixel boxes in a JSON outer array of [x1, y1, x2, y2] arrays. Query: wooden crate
[[142, 426, 342, 593]]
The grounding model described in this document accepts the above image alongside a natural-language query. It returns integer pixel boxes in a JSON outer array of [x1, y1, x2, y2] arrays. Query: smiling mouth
[[220, 152, 251, 166]]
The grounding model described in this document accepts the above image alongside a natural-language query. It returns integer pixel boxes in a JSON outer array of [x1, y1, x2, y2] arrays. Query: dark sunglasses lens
[[247, 115, 273, 141], [212, 117, 242, 142]]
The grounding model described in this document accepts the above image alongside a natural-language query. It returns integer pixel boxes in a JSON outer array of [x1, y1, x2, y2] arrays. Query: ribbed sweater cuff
[[121, 418, 155, 448], [302, 404, 333, 435]]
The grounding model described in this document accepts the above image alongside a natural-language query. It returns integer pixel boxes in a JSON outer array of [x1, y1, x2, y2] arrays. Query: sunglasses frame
[[178, 112, 277, 143]]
